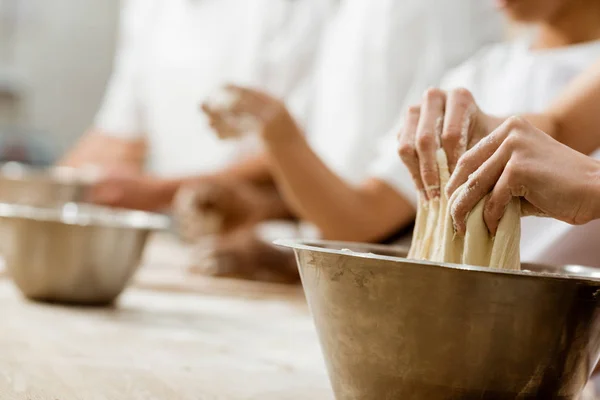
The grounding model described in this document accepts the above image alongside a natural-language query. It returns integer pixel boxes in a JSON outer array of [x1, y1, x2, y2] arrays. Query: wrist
[[261, 116, 304, 147]]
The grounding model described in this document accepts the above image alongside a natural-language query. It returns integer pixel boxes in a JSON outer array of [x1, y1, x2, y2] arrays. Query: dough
[[409, 149, 521, 270], [205, 88, 262, 139]]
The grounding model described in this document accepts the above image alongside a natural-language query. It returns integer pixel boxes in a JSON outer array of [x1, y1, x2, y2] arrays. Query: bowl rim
[[0, 163, 97, 186], [0, 202, 170, 230], [274, 239, 600, 284]]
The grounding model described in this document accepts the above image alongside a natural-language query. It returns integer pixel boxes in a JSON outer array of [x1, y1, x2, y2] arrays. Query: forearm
[[264, 133, 414, 242], [213, 153, 272, 184], [480, 60, 600, 155], [536, 58, 600, 155]]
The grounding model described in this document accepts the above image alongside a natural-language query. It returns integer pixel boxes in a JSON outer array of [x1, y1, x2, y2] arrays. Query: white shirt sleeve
[[253, 0, 337, 129], [93, 0, 154, 139], [366, 0, 504, 206]]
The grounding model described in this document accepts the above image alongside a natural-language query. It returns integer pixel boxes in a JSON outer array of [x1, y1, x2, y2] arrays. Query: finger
[[202, 102, 229, 126], [446, 116, 519, 198], [227, 85, 280, 121], [416, 88, 446, 199], [209, 118, 238, 139], [482, 168, 514, 236], [450, 144, 511, 235], [397, 105, 425, 196], [442, 88, 475, 173], [519, 200, 546, 218], [200, 102, 212, 114]]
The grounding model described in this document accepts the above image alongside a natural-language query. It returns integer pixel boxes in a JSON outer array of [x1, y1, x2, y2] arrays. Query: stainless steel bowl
[[0, 202, 169, 305], [0, 162, 97, 206], [275, 239, 600, 400]]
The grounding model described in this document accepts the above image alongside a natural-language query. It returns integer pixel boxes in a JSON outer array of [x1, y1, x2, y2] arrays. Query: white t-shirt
[[369, 36, 600, 266], [94, 0, 334, 177], [307, 0, 503, 185]]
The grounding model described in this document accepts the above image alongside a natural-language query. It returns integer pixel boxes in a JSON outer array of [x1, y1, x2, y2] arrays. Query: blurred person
[[180, 0, 504, 282], [60, 0, 334, 211], [198, 0, 600, 281]]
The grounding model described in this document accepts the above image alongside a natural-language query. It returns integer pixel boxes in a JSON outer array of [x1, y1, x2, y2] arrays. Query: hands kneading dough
[[173, 178, 277, 241], [399, 88, 520, 270], [407, 149, 521, 270], [448, 117, 600, 235]]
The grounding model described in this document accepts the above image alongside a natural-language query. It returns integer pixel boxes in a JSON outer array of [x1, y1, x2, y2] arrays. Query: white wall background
[[0, 0, 120, 154]]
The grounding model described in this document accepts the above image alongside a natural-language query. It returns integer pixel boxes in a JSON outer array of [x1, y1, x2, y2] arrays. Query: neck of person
[[533, 1, 600, 50]]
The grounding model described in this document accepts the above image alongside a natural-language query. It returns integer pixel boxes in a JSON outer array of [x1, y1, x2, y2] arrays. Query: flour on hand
[[408, 149, 520, 270]]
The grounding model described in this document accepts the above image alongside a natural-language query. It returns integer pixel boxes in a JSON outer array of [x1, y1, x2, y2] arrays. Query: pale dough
[[408, 149, 521, 270]]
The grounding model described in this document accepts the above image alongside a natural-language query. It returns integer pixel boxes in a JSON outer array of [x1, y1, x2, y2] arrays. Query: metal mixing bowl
[[0, 202, 169, 305], [0, 162, 97, 206], [275, 240, 600, 400]]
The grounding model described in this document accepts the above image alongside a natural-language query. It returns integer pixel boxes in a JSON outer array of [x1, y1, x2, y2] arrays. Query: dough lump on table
[[408, 150, 520, 270]]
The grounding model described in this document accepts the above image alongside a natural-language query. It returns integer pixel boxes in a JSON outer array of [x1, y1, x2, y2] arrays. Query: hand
[[188, 228, 300, 284], [173, 178, 284, 238], [397, 88, 499, 199], [88, 170, 171, 211], [202, 85, 302, 143], [446, 117, 600, 235]]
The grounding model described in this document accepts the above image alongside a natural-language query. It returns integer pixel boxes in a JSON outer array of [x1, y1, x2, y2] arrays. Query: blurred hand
[[202, 85, 302, 143], [447, 117, 600, 235], [174, 178, 283, 238], [189, 228, 300, 284], [397, 88, 499, 199], [88, 170, 170, 211]]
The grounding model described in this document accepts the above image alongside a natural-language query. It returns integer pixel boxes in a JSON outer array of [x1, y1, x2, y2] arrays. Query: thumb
[[519, 199, 547, 218]]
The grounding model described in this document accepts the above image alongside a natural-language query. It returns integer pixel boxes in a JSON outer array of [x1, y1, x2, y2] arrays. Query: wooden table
[[0, 234, 334, 400]]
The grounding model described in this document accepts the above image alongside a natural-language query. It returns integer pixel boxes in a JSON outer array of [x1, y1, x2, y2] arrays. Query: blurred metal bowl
[[275, 239, 600, 400], [0, 162, 98, 207], [0, 202, 169, 305]]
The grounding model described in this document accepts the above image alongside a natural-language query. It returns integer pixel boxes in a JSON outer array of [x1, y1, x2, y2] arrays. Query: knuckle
[[416, 132, 435, 150], [503, 162, 522, 184], [442, 124, 462, 143], [451, 87, 475, 105], [505, 115, 527, 130], [504, 132, 522, 150], [423, 87, 445, 103], [398, 142, 416, 160], [455, 154, 472, 171], [406, 105, 421, 118], [421, 166, 439, 184]]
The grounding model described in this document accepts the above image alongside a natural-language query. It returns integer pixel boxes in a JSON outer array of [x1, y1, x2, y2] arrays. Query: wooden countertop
[[0, 234, 334, 399]]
